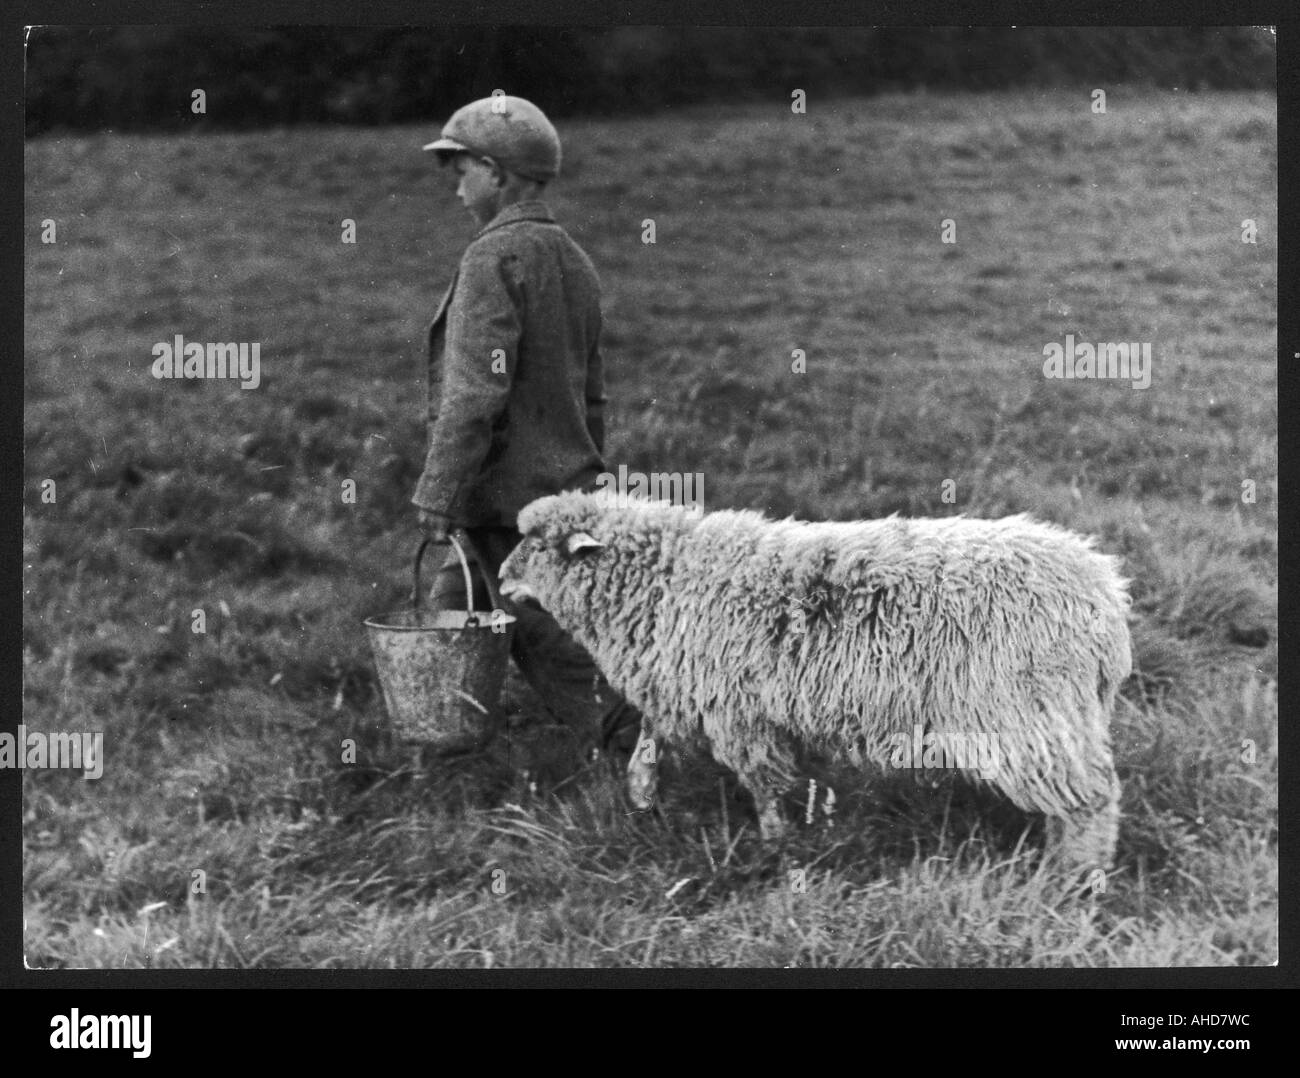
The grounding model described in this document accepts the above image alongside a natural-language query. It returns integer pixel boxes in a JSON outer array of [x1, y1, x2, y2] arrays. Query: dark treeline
[[26, 25, 1276, 135]]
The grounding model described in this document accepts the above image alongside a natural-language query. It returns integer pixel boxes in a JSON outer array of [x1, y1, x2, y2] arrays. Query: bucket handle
[[412, 530, 509, 629]]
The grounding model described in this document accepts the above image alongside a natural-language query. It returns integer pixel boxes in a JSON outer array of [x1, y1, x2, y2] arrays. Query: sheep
[[497, 489, 1131, 870]]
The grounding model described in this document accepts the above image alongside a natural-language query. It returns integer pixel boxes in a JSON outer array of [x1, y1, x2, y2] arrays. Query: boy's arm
[[585, 332, 607, 456], [411, 248, 522, 517]]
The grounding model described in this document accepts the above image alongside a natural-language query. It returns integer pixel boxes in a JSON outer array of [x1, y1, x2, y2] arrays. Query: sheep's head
[[498, 492, 613, 616]]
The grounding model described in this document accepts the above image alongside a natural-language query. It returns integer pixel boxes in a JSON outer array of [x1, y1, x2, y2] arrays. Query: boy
[[412, 94, 641, 755]]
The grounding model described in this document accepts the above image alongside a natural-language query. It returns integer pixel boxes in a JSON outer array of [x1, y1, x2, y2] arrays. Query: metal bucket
[[364, 532, 517, 752]]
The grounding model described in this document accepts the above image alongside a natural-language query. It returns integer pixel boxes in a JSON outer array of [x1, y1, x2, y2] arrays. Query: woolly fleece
[[500, 490, 1131, 867]]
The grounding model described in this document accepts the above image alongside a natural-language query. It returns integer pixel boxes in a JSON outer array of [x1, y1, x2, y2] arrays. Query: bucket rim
[[364, 609, 518, 631]]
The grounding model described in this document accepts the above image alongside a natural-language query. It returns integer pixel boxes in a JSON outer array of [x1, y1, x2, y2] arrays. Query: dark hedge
[[25, 26, 1276, 136]]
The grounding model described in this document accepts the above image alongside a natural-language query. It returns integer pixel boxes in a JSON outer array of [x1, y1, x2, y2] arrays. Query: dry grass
[[23, 89, 1276, 967]]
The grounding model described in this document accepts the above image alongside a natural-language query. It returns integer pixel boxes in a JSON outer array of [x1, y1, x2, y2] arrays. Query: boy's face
[[452, 153, 501, 225]]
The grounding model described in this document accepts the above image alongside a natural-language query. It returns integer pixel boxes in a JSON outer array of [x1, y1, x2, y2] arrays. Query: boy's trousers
[[427, 527, 642, 751]]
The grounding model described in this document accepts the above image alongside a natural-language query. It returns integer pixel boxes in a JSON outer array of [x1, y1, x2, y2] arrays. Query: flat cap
[[423, 95, 561, 182]]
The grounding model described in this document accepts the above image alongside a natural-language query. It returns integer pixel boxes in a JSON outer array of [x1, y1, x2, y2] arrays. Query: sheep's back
[[650, 511, 1130, 748]]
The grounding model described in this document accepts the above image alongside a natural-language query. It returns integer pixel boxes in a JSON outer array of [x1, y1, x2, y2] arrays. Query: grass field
[[23, 90, 1277, 968]]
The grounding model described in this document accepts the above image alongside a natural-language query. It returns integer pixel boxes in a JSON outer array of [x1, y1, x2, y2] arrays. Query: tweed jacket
[[411, 200, 608, 527]]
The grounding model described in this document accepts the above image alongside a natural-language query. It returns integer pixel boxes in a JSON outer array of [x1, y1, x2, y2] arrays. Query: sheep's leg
[[1008, 696, 1121, 874], [626, 730, 659, 810], [1046, 766, 1120, 872], [706, 726, 798, 841], [754, 793, 787, 841]]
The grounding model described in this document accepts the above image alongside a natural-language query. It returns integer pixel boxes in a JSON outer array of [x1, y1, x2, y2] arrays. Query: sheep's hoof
[[626, 764, 658, 811], [627, 785, 657, 811]]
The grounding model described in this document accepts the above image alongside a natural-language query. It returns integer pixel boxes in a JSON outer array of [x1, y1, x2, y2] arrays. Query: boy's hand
[[418, 509, 452, 543]]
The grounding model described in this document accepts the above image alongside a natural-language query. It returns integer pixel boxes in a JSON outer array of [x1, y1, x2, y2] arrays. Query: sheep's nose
[[498, 579, 537, 605]]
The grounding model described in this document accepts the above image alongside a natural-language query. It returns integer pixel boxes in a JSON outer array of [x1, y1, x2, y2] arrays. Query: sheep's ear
[[565, 532, 604, 556]]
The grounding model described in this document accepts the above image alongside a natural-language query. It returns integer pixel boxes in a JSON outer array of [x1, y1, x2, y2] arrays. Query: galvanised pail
[[364, 532, 516, 751]]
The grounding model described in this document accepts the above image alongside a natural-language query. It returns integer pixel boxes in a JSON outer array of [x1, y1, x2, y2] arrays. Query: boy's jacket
[[412, 200, 608, 526]]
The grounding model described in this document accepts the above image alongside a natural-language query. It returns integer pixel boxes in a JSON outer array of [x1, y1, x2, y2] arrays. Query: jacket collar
[[475, 200, 555, 238]]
